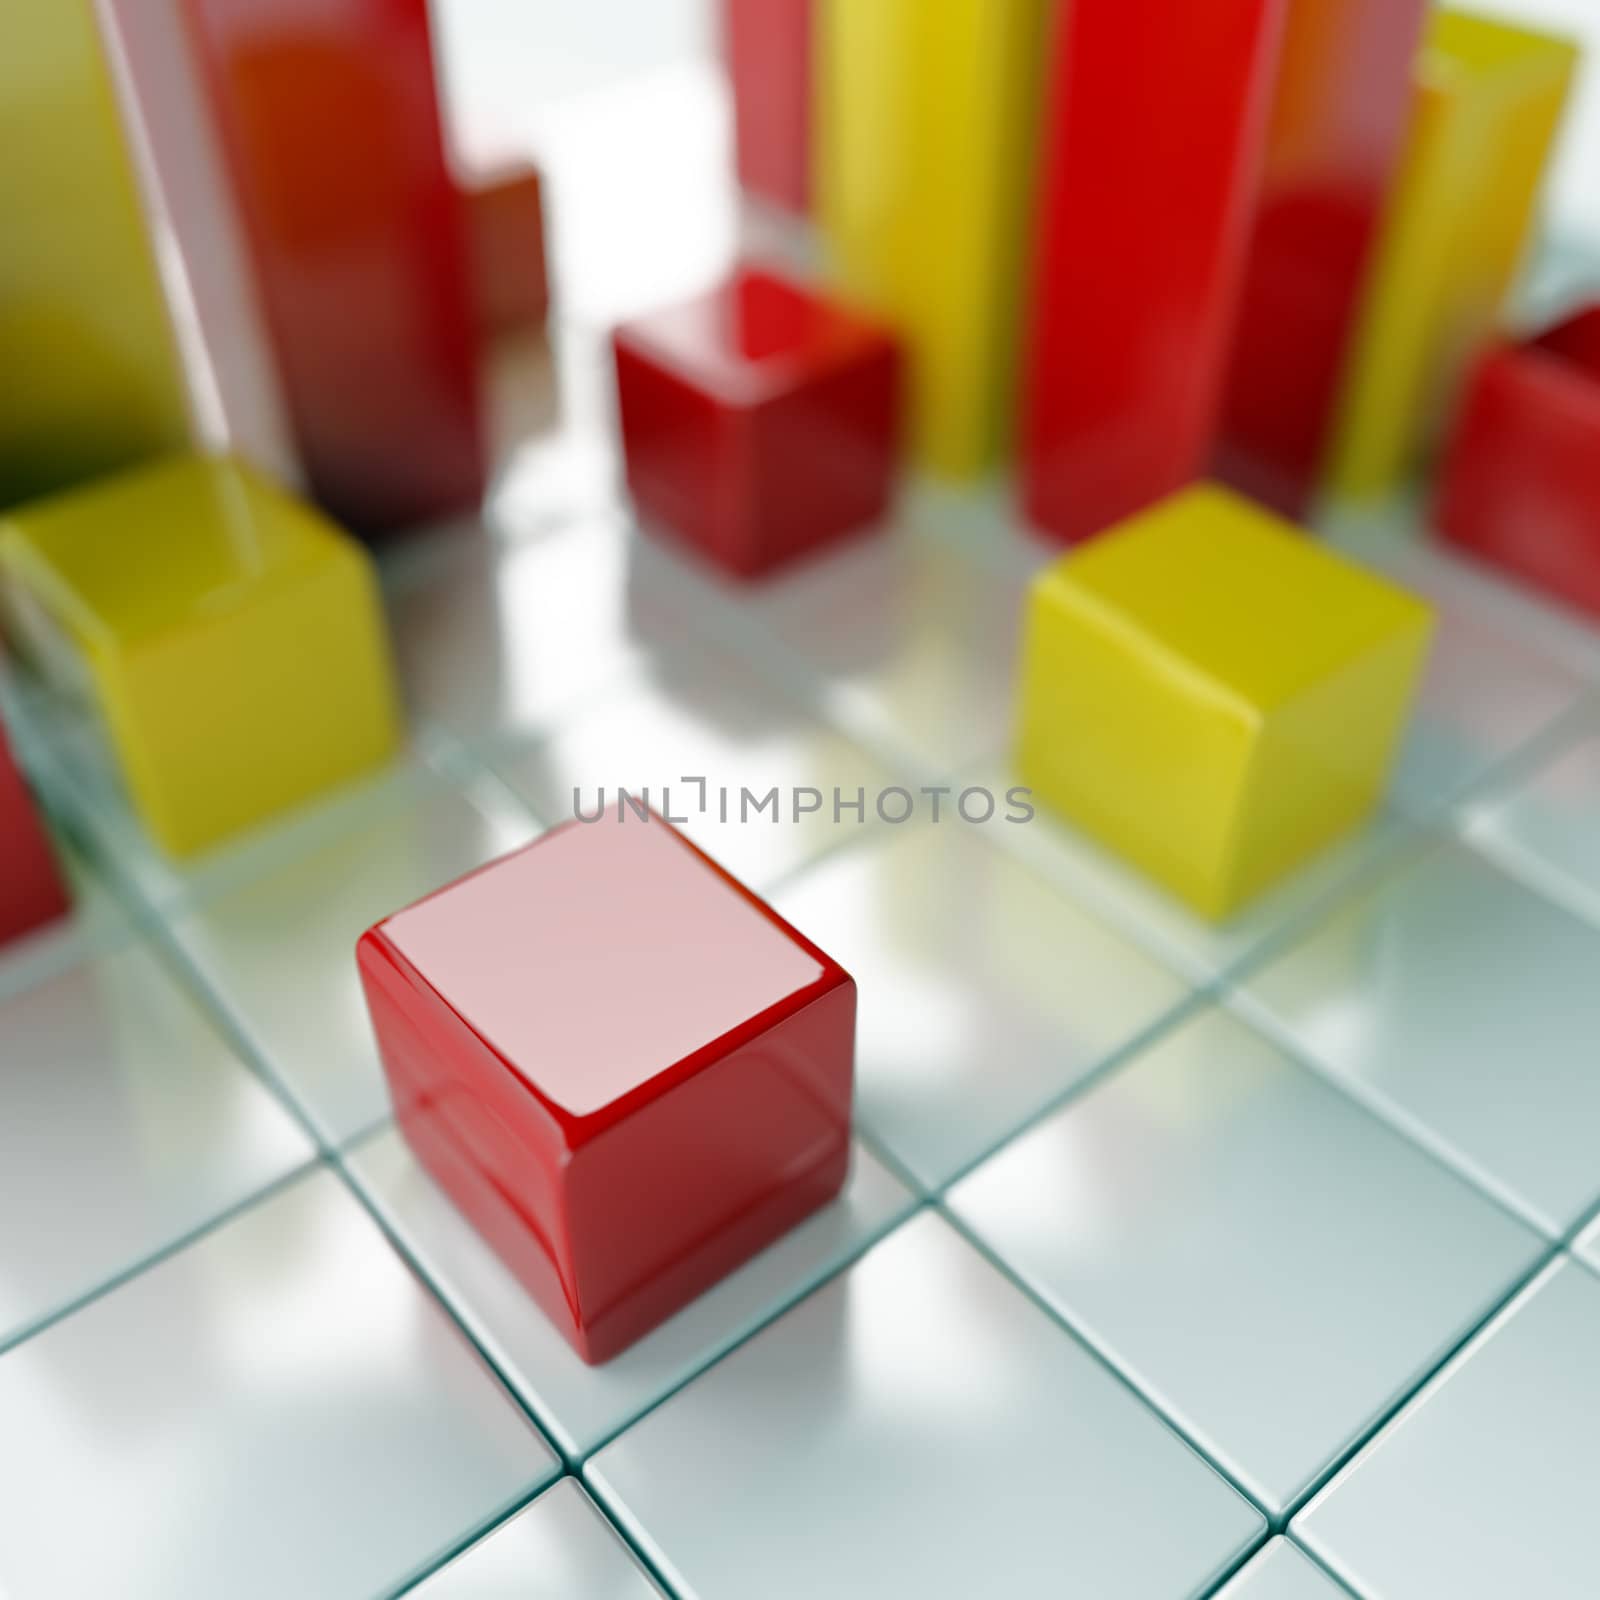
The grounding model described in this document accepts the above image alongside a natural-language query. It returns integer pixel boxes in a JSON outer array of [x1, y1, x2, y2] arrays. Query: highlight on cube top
[[2, 4, 1598, 1598]]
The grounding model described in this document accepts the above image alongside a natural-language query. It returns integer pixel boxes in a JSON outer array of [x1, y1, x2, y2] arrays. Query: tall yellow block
[[0, 0, 193, 508], [1326, 10, 1576, 500], [1015, 485, 1432, 920], [815, 0, 1049, 478], [0, 456, 401, 857]]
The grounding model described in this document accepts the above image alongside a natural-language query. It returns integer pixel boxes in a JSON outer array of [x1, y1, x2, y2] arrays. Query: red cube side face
[[1436, 308, 1600, 620], [613, 268, 900, 579], [0, 719, 70, 948], [464, 166, 548, 339], [356, 811, 855, 1364]]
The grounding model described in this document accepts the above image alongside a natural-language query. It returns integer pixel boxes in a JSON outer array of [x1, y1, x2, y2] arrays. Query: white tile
[[1296, 1260, 1600, 1600], [385, 516, 702, 742], [1214, 1539, 1346, 1600], [1463, 706, 1600, 931], [949, 1006, 1539, 1515], [348, 1127, 915, 1458], [0, 1168, 556, 1600], [412, 1478, 663, 1598], [489, 650, 896, 889], [726, 525, 1029, 776], [588, 1212, 1263, 1600], [173, 775, 536, 1145], [1241, 841, 1600, 1235], [976, 760, 1423, 986], [770, 825, 1193, 1188], [1576, 1215, 1600, 1276], [0, 942, 314, 1348]]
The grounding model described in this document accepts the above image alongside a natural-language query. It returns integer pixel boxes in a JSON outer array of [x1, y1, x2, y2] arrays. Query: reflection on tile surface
[[771, 824, 1192, 1187], [0, 1168, 556, 1600], [349, 1127, 914, 1458], [0, 941, 314, 1347], [950, 1006, 1538, 1514], [1296, 1261, 1600, 1600], [589, 1212, 1262, 1600], [174, 776, 535, 1145], [1242, 842, 1600, 1235], [1214, 1539, 1347, 1600]]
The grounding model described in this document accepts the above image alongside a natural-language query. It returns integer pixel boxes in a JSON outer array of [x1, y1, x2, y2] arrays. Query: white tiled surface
[[412, 1478, 664, 1599], [950, 1006, 1540, 1515], [0, 941, 315, 1349], [0, 1168, 556, 1600], [1575, 1214, 1600, 1274], [1240, 841, 1600, 1236], [1463, 705, 1600, 931], [172, 773, 536, 1146], [588, 1212, 1264, 1600], [348, 1127, 916, 1458], [1295, 1260, 1600, 1600], [1214, 1539, 1348, 1600], [771, 823, 1193, 1187], [487, 646, 897, 888]]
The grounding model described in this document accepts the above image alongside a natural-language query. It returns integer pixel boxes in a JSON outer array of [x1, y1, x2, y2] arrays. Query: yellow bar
[[1326, 10, 1576, 501], [815, 0, 1049, 479], [0, 0, 191, 509]]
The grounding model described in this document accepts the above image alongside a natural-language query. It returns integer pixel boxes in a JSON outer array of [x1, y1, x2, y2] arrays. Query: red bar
[[1214, 0, 1428, 518], [723, 0, 813, 213], [0, 717, 69, 948], [1019, 0, 1287, 545], [182, 0, 485, 535]]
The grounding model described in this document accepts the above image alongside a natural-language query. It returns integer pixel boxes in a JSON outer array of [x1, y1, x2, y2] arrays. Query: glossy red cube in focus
[[0, 716, 70, 948], [613, 268, 900, 578], [1435, 308, 1600, 620], [357, 810, 856, 1364], [463, 165, 548, 339]]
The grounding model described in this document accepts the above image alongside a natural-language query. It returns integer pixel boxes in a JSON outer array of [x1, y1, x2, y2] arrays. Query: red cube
[[462, 164, 549, 340], [613, 267, 900, 578], [0, 715, 69, 948], [1436, 307, 1600, 619], [357, 809, 856, 1364]]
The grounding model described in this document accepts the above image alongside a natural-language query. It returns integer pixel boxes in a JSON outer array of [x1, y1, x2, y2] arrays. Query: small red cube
[[462, 164, 549, 339], [357, 810, 855, 1364], [613, 267, 900, 578], [0, 715, 70, 948], [1436, 306, 1600, 619]]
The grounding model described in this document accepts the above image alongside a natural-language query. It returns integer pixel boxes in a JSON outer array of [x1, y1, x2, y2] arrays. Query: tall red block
[[1019, 0, 1287, 545], [1215, 0, 1428, 518], [614, 267, 900, 579], [462, 165, 549, 339], [723, 0, 813, 213], [1435, 307, 1600, 620], [182, 0, 485, 536], [0, 718, 70, 948], [358, 811, 855, 1363]]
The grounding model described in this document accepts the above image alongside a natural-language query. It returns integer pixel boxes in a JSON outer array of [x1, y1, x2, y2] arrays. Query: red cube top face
[[366, 811, 849, 1146], [1532, 305, 1600, 380], [616, 268, 890, 405]]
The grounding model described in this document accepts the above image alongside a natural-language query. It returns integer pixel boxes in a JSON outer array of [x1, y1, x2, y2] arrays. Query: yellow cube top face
[[0, 456, 354, 654], [1426, 10, 1578, 88], [1050, 485, 1432, 714]]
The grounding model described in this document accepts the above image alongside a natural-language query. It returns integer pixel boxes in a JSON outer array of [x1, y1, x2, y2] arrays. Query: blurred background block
[[723, 0, 811, 215], [816, 0, 1049, 479], [0, 0, 193, 509], [1019, 0, 1286, 545]]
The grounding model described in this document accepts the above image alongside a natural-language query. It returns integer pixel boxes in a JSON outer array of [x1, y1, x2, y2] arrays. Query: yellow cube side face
[[1015, 572, 1259, 919], [1014, 485, 1433, 920], [0, 0, 192, 508], [96, 550, 399, 856], [1226, 623, 1431, 913], [1326, 11, 1576, 500], [816, 0, 1048, 478]]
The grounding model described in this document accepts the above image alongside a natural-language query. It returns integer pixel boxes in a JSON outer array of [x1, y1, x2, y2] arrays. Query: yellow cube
[[0, 455, 401, 856], [1014, 485, 1432, 920]]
